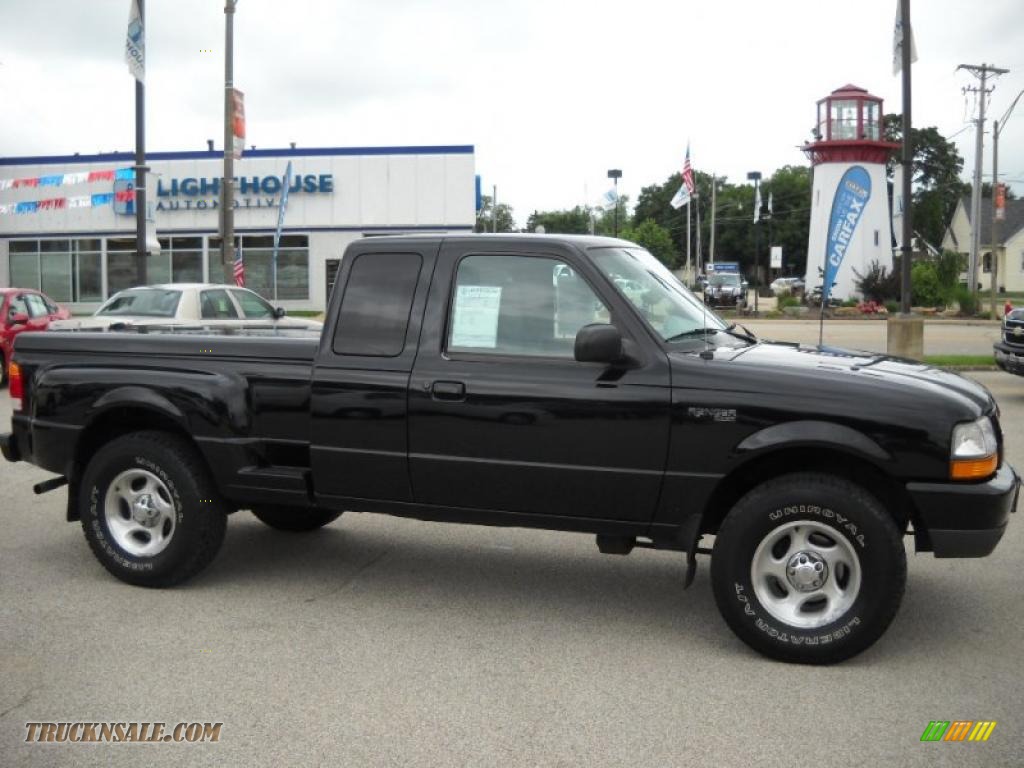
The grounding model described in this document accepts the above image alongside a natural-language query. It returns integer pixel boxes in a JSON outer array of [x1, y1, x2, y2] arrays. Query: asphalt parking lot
[[1, 372, 1022, 768]]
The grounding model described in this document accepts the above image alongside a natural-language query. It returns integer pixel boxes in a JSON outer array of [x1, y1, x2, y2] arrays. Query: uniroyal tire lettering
[[767, 505, 867, 549]]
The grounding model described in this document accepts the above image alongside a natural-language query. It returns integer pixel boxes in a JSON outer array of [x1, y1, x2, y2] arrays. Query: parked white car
[[49, 284, 323, 332]]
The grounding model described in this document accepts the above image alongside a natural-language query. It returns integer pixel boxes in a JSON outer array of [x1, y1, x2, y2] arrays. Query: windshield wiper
[[724, 322, 758, 343], [666, 324, 757, 345], [665, 328, 725, 343]]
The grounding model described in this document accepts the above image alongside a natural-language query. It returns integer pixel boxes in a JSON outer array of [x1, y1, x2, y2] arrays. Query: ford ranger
[[2, 234, 1018, 664]]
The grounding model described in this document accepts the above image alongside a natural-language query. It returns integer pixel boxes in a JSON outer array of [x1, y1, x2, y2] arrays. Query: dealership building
[[0, 144, 475, 312]]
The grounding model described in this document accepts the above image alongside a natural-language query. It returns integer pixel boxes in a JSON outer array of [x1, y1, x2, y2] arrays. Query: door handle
[[431, 380, 466, 401]]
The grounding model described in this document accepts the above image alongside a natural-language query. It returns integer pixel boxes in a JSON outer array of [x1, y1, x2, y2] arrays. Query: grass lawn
[[922, 354, 996, 368]]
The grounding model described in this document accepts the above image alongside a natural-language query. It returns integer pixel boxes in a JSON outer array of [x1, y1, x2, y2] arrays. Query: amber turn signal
[[950, 454, 997, 480]]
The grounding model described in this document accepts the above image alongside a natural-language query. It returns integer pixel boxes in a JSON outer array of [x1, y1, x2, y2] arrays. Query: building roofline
[[0, 144, 475, 167]]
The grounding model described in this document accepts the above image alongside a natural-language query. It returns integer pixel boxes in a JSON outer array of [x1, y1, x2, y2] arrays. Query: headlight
[[950, 417, 998, 480]]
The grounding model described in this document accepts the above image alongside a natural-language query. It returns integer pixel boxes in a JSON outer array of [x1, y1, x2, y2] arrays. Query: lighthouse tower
[[803, 85, 900, 301]]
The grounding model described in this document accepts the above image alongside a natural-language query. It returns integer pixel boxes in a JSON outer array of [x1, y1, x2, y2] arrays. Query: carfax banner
[[823, 165, 872, 303]]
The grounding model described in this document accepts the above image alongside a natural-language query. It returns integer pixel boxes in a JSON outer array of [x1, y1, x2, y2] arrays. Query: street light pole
[[133, 0, 147, 286], [221, 0, 237, 281], [607, 169, 622, 237]]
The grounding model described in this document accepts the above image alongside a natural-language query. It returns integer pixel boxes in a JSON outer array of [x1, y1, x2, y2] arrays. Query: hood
[[670, 340, 995, 421]]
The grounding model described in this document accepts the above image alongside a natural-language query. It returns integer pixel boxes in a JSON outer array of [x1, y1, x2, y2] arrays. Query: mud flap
[[678, 514, 702, 589]]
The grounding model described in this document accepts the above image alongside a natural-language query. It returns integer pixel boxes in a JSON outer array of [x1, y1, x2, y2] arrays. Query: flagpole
[[695, 194, 702, 277], [686, 202, 691, 280], [708, 174, 716, 266], [133, 0, 147, 286]]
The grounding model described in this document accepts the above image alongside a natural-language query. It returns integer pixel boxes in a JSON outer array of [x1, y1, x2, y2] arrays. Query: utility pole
[[221, 0, 238, 281], [492, 185, 497, 233], [990, 88, 1024, 318], [958, 62, 1008, 299]]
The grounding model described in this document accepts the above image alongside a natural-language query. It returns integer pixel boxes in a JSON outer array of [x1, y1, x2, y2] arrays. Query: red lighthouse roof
[[803, 84, 898, 166]]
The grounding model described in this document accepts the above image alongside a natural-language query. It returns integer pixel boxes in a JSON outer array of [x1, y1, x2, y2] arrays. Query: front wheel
[[251, 506, 342, 532], [711, 472, 906, 664], [80, 431, 227, 587]]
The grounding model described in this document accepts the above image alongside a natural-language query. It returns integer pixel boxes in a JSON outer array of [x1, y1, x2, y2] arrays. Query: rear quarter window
[[332, 252, 423, 357]]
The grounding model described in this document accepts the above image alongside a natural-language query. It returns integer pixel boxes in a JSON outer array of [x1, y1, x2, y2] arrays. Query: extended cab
[[2, 234, 1018, 663]]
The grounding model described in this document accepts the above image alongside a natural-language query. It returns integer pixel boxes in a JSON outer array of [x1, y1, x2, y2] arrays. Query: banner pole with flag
[[896, 0, 915, 314], [670, 143, 697, 279], [271, 161, 293, 300], [126, 0, 147, 285]]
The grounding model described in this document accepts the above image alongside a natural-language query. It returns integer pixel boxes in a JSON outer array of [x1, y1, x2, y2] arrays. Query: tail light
[[9, 361, 23, 411]]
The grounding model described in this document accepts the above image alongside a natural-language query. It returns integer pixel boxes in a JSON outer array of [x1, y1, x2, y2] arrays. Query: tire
[[251, 505, 342, 532], [80, 431, 227, 587], [711, 472, 906, 664]]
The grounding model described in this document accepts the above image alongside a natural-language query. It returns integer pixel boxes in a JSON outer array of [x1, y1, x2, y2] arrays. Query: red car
[[1, 289, 71, 384]]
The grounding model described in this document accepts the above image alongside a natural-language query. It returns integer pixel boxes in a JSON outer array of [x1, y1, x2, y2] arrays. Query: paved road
[[1, 374, 1022, 767], [743, 319, 1002, 357]]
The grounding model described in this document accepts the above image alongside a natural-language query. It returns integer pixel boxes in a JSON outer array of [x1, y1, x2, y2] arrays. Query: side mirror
[[273, 306, 286, 319], [9, 312, 29, 326], [574, 323, 624, 364]]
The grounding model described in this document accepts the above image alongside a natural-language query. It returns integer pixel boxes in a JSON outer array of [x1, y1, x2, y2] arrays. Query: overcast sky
[[1, 0, 1022, 228]]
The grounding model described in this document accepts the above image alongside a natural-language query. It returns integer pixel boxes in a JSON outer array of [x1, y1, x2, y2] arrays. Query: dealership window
[[10, 238, 103, 302], [106, 237, 137, 296], [75, 239, 103, 302], [9, 241, 40, 291], [208, 234, 308, 301]]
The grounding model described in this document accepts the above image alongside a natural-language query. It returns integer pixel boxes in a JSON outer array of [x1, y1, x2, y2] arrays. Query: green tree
[[620, 218, 677, 267], [525, 206, 593, 234], [475, 195, 517, 233], [884, 115, 968, 248], [594, 195, 631, 237]]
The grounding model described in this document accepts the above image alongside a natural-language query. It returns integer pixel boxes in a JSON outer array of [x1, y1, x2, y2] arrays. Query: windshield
[[709, 273, 740, 286], [96, 289, 181, 318], [589, 246, 726, 341]]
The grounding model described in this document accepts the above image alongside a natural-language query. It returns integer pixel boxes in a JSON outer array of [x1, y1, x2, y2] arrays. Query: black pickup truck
[[2, 234, 1018, 664]]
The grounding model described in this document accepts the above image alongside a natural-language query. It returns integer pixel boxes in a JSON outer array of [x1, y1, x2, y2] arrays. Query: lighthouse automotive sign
[[823, 166, 872, 304]]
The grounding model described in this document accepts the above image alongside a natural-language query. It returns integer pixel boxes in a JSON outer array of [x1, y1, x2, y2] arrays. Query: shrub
[[885, 300, 899, 314], [854, 260, 900, 303], [955, 286, 978, 316], [911, 262, 944, 307], [777, 295, 800, 309]]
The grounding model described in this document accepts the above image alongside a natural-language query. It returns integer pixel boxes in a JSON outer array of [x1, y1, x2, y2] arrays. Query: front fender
[[736, 420, 891, 463]]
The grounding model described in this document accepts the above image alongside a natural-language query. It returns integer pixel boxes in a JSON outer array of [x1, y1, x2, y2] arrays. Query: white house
[[942, 196, 1024, 293]]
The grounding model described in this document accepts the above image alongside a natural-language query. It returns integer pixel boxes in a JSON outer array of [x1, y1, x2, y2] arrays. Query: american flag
[[669, 143, 695, 210], [681, 143, 695, 196], [232, 250, 245, 286]]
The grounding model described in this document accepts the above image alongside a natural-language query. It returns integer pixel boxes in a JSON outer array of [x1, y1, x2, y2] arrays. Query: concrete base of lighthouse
[[886, 315, 924, 360]]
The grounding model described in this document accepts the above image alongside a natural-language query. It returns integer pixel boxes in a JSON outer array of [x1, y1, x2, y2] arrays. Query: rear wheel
[[80, 431, 227, 587], [251, 506, 342, 532], [711, 472, 906, 664]]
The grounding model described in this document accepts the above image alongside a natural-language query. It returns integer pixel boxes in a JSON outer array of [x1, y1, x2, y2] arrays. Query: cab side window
[[200, 289, 239, 319], [24, 294, 49, 318], [447, 255, 610, 358], [7, 295, 30, 322]]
